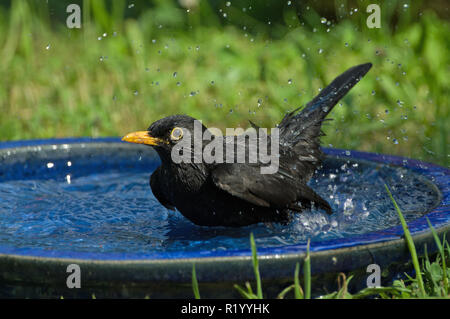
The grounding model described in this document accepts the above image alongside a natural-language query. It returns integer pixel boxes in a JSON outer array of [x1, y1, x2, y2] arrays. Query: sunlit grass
[[0, 1, 448, 166]]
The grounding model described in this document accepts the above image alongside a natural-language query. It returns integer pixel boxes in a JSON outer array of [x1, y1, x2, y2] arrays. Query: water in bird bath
[[0, 143, 440, 256]]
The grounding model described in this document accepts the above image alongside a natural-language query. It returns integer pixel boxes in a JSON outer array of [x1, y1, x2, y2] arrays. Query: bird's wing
[[210, 163, 331, 213], [150, 168, 176, 210]]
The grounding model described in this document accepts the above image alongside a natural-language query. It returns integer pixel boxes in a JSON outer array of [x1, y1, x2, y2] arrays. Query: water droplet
[[133, 90, 139, 96], [190, 91, 197, 96], [47, 162, 54, 168], [152, 39, 156, 43], [173, 72, 177, 77], [318, 48, 323, 54], [210, 80, 215, 85], [287, 1, 292, 5], [257, 98, 263, 107], [371, 90, 376, 95], [345, 150, 351, 156], [343, 198, 354, 215], [288, 79, 292, 85], [176, 81, 181, 86], [102, 33, 107, 37], [320, 17, 327, 24], [403, 4, 409, 8], [226, 1, 231, 7], [128, 4, 135, 9], [344, 42, 349, 47], [45, 44, 51, 50], [393, 138, 399, 145]]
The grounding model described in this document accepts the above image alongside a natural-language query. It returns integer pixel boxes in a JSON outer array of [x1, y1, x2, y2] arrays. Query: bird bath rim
[[0, 137, 448, 262]]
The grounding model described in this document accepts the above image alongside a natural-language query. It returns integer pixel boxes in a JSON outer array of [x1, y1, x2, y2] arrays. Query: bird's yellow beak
[[121, 131, 165, 146]]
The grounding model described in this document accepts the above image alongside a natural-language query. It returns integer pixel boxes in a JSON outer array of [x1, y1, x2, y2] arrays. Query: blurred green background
[[0, 0, 448, 166]]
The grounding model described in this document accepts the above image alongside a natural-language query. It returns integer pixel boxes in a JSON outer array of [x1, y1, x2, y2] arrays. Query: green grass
[[192, 263, 200, 299], [0, 1, 448, 167], [191, 184, 450, 299], [385, 184, 425, 297]]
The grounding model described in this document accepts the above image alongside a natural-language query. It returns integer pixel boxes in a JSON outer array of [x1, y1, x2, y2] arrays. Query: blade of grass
[[304, 239, 311, 299], [245, 282, 255, 296], [426, 218, 448, 295], [250, 232, 263, 299], [294, 262, 304, 299], [385, 184, 426, 297], [423, 244, 438, 294], [192, 263, 200, 299], [234, 284, 256, 299], [352, 286, 408, 299], [337, 273, 352, 299], [446, 240, 450, 263], [277, 284, 295, 299]]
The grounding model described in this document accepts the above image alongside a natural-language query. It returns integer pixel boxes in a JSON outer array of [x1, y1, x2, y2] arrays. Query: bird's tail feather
[[279, 63, 372, 145]]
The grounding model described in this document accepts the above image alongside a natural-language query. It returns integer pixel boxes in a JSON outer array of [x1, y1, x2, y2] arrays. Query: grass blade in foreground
[[234, 233, 263, 299], [304, 239, 311, 299], [250, 233, 263, 299], [294, 262, 304, 299], [385, 184, 426, 297], [426, 217, 449, 295], [192, 264, 200, 299]]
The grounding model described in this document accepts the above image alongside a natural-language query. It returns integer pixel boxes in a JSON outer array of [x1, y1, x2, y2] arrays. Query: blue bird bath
[[0, 138, 448, 298]]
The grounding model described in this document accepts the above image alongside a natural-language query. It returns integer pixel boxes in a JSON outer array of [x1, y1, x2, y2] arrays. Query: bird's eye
[[170, 127, 183, 141]]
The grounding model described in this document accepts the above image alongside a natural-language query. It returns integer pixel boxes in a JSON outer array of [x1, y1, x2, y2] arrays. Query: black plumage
[[122, 63, 372, 226]]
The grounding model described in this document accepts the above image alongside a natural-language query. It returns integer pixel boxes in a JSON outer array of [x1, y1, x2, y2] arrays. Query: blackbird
[[122, 63, 372, 227]]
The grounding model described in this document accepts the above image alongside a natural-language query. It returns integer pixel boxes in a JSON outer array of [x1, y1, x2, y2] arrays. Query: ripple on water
[[0, 151, 440, 254]]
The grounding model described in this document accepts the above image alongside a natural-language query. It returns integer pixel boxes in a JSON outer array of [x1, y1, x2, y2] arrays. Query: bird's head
[[122, 115, 207, 163]]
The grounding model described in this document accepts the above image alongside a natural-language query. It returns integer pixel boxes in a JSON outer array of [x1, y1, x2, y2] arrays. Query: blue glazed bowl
[[0, 138, 448, 298]]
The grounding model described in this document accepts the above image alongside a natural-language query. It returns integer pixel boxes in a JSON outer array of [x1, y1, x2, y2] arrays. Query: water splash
[[0, 149, 439, 254]]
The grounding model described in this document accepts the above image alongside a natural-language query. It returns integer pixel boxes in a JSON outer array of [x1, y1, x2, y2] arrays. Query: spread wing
[[210, 163, 331, 214]]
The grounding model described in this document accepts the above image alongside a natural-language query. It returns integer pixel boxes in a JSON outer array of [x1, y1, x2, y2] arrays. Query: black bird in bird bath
[[122, 63, 372, 227]]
